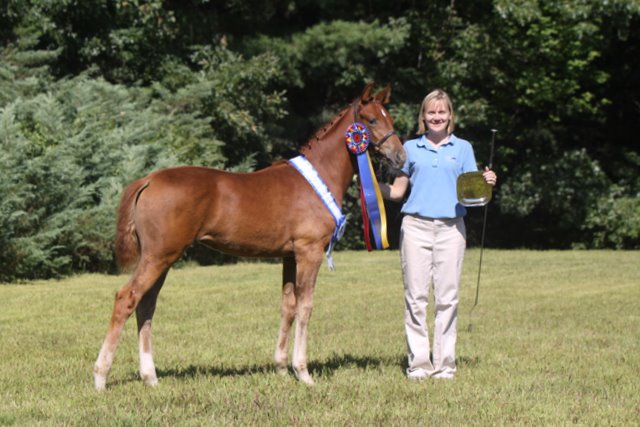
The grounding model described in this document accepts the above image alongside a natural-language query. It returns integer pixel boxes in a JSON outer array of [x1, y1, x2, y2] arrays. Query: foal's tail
[[115, 179, 149, 273]]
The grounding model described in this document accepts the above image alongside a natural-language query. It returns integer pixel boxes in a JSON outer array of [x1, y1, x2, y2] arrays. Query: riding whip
[[456, 129, 497, 332]]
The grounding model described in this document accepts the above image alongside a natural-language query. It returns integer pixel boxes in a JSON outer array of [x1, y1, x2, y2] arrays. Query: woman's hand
[[380, 174, 410, 201], [483, 167, 497, 186]]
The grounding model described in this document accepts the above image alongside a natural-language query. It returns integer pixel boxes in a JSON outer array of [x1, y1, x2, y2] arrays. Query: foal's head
[[355, 83, 406, 169]]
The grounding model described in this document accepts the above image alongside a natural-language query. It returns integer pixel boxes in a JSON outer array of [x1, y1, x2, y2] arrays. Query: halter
[[351, 98, 397, 148]]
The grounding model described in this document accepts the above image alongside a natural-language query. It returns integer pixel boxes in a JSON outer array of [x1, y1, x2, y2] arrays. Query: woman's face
[[424, 100, 451, 134]]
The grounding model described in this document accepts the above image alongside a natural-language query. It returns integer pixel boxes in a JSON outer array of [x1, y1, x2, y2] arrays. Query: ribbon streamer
[[356, 151, 389, 251], [345, 121, 389, 251], [358, 180, 372, 251], [368, 152, 389, 249]]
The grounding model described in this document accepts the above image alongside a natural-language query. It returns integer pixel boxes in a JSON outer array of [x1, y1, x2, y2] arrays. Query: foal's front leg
[[290, 253, 323, 385]]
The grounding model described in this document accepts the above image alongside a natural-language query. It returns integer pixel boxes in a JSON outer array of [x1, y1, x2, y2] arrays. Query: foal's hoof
[[294, 369, 315, 386], [142, 374, 158, 387], [94, 373, 107, 391]]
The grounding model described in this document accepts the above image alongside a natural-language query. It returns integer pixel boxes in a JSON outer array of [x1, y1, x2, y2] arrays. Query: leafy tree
[[0, 70, 227, 281]]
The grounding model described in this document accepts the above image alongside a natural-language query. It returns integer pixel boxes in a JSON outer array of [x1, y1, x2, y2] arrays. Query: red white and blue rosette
[[345, 122, 371, 154]]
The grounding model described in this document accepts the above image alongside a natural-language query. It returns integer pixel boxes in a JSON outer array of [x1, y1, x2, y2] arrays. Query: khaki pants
[[400, 214, 466, 377]]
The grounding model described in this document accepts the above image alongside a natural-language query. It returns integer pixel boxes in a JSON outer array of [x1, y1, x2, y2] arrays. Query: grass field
[[1, 250, 639, 426]]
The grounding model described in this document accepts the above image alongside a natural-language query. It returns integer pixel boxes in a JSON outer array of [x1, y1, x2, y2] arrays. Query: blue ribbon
[[357, 151, 384, 249]]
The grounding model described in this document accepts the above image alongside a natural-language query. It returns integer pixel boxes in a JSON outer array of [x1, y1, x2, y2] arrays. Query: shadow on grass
[[156, 363, 273, 379], [148, 353, 405, 382], [112, 353, 481, 386], [308, 353, 403, 378], [458, 355, 480, 368]]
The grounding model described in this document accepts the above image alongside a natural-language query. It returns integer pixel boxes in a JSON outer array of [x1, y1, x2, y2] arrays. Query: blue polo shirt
[[400, 134, 478, 219]]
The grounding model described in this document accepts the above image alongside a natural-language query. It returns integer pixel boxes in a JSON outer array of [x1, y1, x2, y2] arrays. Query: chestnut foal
[[93, 83, 405, 390]]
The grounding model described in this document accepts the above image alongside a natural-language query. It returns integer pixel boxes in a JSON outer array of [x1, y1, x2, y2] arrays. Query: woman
[[380, 89, 497, 380]]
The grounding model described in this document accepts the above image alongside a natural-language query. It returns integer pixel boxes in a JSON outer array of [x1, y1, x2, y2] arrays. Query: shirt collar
[[416, 133, 458, 148]]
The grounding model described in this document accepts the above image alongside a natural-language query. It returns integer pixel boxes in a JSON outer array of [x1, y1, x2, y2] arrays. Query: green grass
[[1, 250, 639, 426]]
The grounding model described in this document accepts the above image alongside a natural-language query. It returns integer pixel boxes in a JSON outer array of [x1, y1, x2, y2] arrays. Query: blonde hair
[[417, 89, 455, 135]]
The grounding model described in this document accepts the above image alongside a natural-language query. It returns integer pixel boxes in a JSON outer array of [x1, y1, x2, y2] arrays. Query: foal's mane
[[302, 104, 351, 149]]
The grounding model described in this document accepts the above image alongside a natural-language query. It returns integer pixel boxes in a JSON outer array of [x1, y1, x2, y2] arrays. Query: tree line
[[1, 0, 639, 282]]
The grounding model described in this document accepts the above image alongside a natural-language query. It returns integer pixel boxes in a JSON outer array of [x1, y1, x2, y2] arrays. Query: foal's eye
[[367, 118, 378, 125]]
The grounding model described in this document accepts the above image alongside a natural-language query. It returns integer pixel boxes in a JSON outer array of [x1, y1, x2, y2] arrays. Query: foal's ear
[[374, 85, 392, 105], [360, 82, 375, 102]]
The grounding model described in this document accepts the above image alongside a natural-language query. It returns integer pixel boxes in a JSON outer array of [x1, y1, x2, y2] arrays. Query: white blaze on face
[[381, 108, 387, 118]]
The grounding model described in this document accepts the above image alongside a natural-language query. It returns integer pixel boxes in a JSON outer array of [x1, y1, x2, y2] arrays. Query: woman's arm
[[379, 174, 410, 202]]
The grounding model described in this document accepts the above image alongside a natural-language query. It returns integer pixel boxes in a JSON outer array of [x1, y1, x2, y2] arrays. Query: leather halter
[[352, 97, 397, 148]]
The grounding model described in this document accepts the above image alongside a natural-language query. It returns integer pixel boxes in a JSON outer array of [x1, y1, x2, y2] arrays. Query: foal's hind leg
[[93, 260, 170, 391], [136, 271, 168, 387], [275, 257, 296, 375]]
